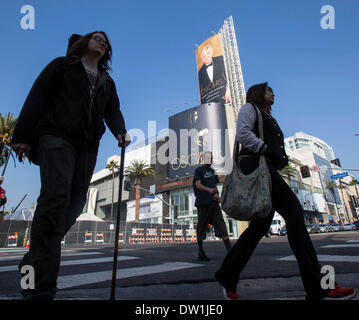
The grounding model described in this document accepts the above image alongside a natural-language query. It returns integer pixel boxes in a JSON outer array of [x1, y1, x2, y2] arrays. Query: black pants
[[216, 160, 329, 300], [20, 135, 97, 294], [196, 202, 228, 241]]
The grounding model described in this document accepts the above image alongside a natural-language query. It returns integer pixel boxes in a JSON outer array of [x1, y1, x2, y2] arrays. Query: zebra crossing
[[57, 261, 201, 289], [0, 248, 202, 292], [277, 239, 359, 263]]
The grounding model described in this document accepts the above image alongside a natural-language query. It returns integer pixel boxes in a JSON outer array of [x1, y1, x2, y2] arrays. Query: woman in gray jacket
[[215, 82, 355, 300]]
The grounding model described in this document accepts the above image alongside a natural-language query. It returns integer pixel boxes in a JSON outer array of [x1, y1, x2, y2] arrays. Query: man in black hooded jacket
[[11, 31, 130, 300]]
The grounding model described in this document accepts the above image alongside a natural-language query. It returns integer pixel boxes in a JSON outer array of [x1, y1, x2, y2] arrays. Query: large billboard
[[168, 103, 235, 179], [196, 34, 231, 105]]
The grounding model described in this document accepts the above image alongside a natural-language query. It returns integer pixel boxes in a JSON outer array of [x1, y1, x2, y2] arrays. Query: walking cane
[[110, 136, 127, 300]]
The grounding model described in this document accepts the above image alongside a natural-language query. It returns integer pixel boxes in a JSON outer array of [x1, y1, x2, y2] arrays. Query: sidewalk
[[1, 272, 354, 300]]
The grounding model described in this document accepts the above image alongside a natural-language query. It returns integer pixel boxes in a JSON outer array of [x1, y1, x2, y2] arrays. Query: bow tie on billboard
[[205, 62, 213, 68]]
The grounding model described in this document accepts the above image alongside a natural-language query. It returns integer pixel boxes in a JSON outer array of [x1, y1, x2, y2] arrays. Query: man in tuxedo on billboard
[[198, 44, 231, 105]]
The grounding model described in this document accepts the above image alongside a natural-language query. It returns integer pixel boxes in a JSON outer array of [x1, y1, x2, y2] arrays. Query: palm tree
[[280, 164, 296, 188], [0, 113, 18, 171], [106, 160, 120, 221], [125, 160, 155, 223]]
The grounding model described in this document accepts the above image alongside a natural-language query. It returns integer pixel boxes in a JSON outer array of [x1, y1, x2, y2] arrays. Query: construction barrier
[[160, 228, 173, 243], [95, 233, 104, 243], [185, 229, 197, 242], [0, 221, 204, 247], [174, 229, 185, 243], [7, 233, 18, 247], [129, 227, 145, 244], [146, 228, 158, 243], [85, 232, 93, 244], [118, 232, 124, 243]]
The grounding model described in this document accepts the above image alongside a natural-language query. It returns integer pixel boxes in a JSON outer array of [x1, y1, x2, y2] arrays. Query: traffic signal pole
[[130, 184, 177, 223]]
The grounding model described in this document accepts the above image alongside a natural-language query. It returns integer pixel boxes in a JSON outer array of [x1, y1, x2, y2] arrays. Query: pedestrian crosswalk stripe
[[61, 256, 139, 267], [0, 251, 103, 262], [57, 262, 201, 289], [0, 249, 29, 254], [320, 244, 359, 248], [278, 255, 359, 263], [0, 256, 139, 273]]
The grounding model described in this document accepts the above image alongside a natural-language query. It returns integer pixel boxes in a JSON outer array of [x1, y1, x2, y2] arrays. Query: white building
[[88, 145, 151, 220], [126, 194, 163, 223], [285, 146, 343, 222], [285, 132, 335, 162]]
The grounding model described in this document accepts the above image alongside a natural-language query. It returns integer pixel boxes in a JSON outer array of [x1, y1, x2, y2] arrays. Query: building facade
[[285, 132, 335, 162], [85, 138, 240, 239], [284, 145, 358, 224]]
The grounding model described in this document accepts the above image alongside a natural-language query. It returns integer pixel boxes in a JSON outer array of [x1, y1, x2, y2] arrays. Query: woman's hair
[[67, 31, 112, 72], [246, 82, 273, 112]]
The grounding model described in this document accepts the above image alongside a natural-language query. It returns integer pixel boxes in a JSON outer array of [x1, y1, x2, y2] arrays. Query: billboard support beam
[[219, 16, 246, 120]]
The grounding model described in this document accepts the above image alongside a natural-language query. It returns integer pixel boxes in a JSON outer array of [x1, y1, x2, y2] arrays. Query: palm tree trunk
[[135, 183, 140, 223]]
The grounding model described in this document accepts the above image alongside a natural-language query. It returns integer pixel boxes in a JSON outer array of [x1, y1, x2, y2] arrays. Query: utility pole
[[338, 178, 351, 223]]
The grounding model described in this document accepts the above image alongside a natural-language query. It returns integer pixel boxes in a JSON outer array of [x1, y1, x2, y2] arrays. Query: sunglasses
[[92, 35, 109, 50]]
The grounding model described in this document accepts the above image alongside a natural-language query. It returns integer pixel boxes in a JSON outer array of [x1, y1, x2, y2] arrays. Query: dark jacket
[[11, 56, 126, 164], [239, 105, 288, 171]]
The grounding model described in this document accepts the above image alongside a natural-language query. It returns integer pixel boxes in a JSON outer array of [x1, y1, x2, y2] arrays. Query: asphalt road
[[0, 230, 358, 301]]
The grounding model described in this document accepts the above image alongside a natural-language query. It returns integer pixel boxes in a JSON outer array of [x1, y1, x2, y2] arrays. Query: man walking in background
[[193, 151, 231, 261]]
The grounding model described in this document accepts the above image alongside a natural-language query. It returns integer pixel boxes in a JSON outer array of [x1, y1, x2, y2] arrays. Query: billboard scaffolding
[[219, 16, 246, 120]]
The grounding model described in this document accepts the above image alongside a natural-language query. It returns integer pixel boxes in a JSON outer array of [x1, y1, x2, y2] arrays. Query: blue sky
[[1, 0, 358, 211]]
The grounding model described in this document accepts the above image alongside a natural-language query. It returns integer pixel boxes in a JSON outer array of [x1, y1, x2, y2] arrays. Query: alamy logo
[[320, 265, 335, 290], [320, 5, 335, 30], [20, 265, 35, 290], [20, 5, 35, 30]]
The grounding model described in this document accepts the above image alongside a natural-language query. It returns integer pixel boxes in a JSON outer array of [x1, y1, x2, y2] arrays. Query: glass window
[[171, 188, 193, 216], [140, 203, 151, 214]]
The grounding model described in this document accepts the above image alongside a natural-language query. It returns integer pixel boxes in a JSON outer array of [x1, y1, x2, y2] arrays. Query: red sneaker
[[323, 285, 356, 300], [223, 288, 240, 300]]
